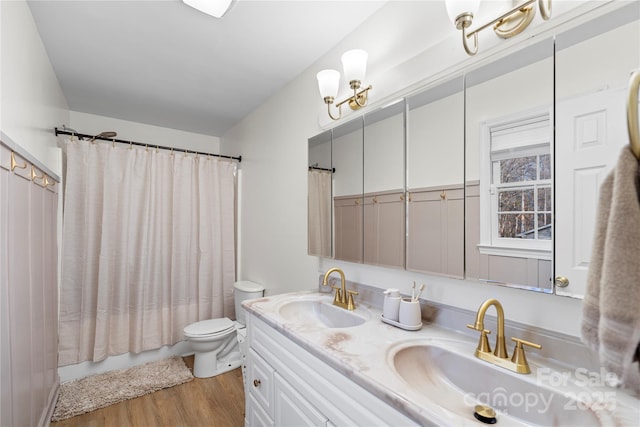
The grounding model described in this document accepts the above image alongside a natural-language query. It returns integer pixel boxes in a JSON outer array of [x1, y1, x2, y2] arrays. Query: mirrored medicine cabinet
[[307, 2, 640, 298]]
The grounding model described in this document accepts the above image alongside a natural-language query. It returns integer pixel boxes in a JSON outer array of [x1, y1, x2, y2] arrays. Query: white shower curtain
[[308, 169, 331, 257], [59, 140, 236, 366]]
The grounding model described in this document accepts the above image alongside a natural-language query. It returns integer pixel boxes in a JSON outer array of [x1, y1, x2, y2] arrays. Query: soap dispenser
[[383, 288, 401, 321]]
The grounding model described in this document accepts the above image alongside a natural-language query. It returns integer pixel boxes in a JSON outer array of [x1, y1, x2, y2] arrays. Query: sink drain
[[473, 405, 497, 424]]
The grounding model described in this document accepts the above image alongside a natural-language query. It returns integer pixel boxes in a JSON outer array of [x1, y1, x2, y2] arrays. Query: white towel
[[581, 145, 640, 395]]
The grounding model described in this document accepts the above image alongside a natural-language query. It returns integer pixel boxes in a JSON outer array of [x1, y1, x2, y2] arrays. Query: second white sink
[[390, 340, 611, 426]]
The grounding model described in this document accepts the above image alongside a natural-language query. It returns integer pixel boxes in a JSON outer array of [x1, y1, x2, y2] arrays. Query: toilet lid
[[184, 318, 234, 336]]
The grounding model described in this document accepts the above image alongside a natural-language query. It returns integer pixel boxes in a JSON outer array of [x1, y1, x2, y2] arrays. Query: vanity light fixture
[[317, 49, 373, 121], [183, 0, 235, 18], [445, 0, 552, 56]]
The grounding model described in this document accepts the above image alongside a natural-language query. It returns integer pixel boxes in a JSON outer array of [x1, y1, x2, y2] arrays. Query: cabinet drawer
[[248, 348, 274, 418]]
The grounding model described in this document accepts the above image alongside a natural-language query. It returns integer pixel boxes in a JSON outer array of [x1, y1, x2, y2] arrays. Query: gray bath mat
[[51, 356, 193, 421]]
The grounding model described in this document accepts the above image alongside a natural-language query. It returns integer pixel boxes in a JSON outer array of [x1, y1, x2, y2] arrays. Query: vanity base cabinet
[[245, 313, 417, 427], [274, 373, 329, 426]]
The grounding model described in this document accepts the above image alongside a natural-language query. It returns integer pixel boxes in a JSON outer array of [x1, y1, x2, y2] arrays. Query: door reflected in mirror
[[465, 39, 554, 292], [308, 130, 332, 258], [407, 77, 464, 278], [554, 5, 640, 298]]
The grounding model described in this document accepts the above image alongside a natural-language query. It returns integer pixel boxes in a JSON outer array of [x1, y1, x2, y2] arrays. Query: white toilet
[[183, 281, 264, 378]]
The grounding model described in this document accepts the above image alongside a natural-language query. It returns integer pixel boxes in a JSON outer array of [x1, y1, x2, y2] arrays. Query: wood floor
[[50, 356, 245, 427]]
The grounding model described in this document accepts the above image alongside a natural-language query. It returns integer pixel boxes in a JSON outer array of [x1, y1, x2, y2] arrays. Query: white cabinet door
[[555, 88, 627, 298], [247, 393, 274, 427], [247, 348, 274, 418], [274, 373, 328, 427]]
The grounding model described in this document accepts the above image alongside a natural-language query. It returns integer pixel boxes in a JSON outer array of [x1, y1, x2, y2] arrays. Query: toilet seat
[[184, 318, 235, 339]]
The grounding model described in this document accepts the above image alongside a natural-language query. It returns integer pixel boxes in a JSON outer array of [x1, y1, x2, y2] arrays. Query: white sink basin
[[277, 299, 370, 328], [390, 341, 608, 426]]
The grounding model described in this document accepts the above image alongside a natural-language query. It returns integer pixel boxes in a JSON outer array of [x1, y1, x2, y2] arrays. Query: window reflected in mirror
[[465, 39, 554, 292]]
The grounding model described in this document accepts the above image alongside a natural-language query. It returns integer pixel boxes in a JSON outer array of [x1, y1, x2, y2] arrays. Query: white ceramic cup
[[398, 298, 421, 326]]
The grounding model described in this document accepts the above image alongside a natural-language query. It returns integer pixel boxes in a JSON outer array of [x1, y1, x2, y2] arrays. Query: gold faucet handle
[[512, 337, 542, 350], [330, 285, 342, 304], [511, 337, 542, 374], [467, 325, 492, 353], [346, 290, 358, 310], [466, 324, 490, 333]]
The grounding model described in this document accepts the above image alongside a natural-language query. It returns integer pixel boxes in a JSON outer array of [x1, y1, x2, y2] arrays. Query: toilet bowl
[[183, 281, 264, 378]]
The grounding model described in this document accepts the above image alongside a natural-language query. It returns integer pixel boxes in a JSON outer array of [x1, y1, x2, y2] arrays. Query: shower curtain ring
[[112, 138, 116, 148], [129, 141, 132, 150]]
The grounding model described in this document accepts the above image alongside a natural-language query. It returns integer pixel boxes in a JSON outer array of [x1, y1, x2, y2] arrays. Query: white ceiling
[[27, 0, 387, 137]]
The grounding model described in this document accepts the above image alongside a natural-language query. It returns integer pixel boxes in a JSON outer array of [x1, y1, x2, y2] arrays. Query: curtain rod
[[54, 127, 242, 162], [308, 165, 335, 173]]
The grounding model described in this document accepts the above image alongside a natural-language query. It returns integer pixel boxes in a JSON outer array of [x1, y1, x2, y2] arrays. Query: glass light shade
[[341, 49, 368, 83], [183, 0, 234, 18], [445, 0, 480, 24], [316, 69, 341, 99]]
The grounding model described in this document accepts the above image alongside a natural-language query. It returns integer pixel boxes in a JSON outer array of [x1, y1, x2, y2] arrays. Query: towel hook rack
[[628, 69, 640, 159]]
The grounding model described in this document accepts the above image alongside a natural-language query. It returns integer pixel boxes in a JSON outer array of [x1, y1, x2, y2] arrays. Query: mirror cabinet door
[[465, 39, 555, 292], [308, 130, 333, 257], [363, 100, 406, 269], [554, 4, 640, 298], [406, 77, 465, 278], [332, 118, 364, 263]]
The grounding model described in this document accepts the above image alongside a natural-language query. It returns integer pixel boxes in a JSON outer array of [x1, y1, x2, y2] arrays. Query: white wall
[[68, 111, 221, 154], [408, 92, 464, 189], [364, 113, 404, 194], [222, 1, 620, 337], [0, 0, 69, 176]]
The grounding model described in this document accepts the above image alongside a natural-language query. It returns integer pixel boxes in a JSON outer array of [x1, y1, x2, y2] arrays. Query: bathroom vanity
[[244, 305, 415, 426], [243, 290, 640, 426]]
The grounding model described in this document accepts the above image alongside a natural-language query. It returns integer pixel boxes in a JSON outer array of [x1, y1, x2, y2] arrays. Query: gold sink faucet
[[322, 267, 358, 310], [467, 298, 541, 374]]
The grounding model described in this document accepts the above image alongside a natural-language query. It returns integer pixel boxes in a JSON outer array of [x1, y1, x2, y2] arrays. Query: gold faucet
[[467, 298, 541, 374], [322, 267, 358, 310]]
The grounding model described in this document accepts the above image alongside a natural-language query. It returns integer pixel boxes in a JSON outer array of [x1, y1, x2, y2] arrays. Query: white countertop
[[243, 290, 640, 426]]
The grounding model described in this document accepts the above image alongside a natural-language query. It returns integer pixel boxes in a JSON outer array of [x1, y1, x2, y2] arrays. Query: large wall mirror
[[363, 100, 406, 269], [465, 38, 555, 293], [331, 118, 364, 263], [308, 130, 332, 258], [554, 4, 640, 298], [307, 2, 639, 297], [407, 77, 464, 278]]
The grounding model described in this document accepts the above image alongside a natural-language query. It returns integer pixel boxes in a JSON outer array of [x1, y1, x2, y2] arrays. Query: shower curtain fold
[[308, 169, 331, 257], [58, 140, 236, 366]]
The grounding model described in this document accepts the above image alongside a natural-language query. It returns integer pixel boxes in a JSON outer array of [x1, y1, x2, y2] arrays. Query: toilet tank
[[234, 281, 265, 325]]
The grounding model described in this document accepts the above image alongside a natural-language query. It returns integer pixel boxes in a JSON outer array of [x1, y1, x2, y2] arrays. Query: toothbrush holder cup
[[398, 298, 421, 326]]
